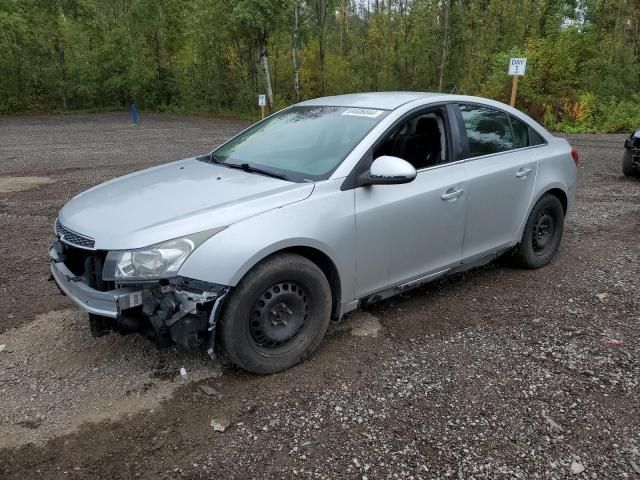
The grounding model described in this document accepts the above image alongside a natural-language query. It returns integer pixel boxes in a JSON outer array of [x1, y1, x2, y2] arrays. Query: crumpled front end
[[49, 220, 229, 352]]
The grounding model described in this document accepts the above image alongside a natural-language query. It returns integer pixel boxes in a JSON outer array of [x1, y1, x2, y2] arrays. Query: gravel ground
[[0, 114, 638, 479]]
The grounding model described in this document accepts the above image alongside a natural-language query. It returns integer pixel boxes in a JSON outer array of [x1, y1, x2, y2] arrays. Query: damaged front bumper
[[49, 242, 229, 351], [49, 245, 143, 317]]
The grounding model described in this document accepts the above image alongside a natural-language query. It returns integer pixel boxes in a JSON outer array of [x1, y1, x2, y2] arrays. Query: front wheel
[[218, 253, 332, 374], [512, 194, 565, 269]]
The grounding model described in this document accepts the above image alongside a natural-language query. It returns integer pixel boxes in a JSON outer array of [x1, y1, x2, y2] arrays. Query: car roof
[[295, 91, 550, 137], [297, 92, 445, 110]]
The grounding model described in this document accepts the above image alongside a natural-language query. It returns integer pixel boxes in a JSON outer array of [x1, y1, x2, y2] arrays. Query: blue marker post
[[130, 103, 139, 126]]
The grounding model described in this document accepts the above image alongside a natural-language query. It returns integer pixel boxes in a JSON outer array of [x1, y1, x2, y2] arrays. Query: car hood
[[58, 158, 314, 250]]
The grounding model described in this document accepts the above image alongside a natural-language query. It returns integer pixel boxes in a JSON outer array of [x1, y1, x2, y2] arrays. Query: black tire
[[218, 253, 332, 374], [622, 150, 638, 177], [512, 194, 564, 269]]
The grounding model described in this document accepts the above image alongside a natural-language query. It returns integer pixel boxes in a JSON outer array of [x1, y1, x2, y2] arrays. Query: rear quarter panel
[[516, 136, 576, 240]]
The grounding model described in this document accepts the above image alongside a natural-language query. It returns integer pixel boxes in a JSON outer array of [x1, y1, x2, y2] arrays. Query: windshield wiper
[[208, 153, 224, 164], [220, 161, 289, 181], [205, 153, 289, 181]]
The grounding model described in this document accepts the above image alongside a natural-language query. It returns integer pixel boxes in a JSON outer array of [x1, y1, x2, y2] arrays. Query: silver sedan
[[50, 92, 578, 373]]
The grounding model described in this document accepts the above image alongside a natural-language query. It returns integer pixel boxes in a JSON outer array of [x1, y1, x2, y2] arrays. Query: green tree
[[0, 0, 638, 131], [231, 0, 290, 108]]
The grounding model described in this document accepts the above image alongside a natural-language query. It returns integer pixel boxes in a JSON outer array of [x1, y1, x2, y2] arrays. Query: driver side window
[[374, 110, 448, 171]]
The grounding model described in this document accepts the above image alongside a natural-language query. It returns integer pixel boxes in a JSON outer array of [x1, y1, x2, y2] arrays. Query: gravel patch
[[349, 312, 383, 338], [0, 176, 53, 193], [0, 309, 221, 448]]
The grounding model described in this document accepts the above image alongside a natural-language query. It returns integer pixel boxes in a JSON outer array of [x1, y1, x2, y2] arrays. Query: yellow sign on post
[[258, 94, 266, 119], [508, 58, 527, 107]]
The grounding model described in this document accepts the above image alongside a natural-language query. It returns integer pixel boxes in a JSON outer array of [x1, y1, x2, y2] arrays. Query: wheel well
[[546, 188, 567, 214], [272, 246, 342, 321]]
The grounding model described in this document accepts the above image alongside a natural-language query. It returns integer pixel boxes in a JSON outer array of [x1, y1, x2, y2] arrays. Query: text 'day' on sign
[[508, 58, 527, 76]]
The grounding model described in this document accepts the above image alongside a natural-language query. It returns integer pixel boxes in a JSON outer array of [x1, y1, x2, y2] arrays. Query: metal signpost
[[258, 94, 267, 119], [508, 58, 527, 107], [130, 103, 138, 126]]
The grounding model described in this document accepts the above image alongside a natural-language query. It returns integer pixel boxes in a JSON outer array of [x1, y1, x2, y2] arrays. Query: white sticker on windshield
[[342, 108, 384, 118]]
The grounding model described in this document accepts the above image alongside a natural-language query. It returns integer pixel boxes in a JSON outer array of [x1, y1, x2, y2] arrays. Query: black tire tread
[[512, 194, 565, 269], [218, 253, 332, 374]]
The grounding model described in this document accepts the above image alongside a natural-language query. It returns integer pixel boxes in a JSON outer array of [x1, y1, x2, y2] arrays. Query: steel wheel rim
[[249, 281, 309, 349], [532, 208, 555, 254]]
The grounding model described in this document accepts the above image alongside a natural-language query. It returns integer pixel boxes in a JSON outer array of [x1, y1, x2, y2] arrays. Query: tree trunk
[[338, 2, 345, 54], [438, 0, 450, 93], [610, 0, 623, 64], [257, 34, 274, 108], [55, 42, 67, 109], [51, 0, 67, 109], [314, 0, 330, 95], [292, 1, 301, 101], [319, 38, 326, 95]]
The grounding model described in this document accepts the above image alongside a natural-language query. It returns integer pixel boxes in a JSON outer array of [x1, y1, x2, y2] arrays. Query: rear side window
[[510, 116, 529, 148], [512, 115, 547, 147], [529, 127, 545, 146], [459, 105, 514, 157]]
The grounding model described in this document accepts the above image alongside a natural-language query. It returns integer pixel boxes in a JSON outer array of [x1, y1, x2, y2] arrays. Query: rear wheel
[[218, 253, 332, 374], [512, 194, 564, 269]]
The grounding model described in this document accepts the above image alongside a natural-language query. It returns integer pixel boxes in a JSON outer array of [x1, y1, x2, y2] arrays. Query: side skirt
[[357, 247, 511, 309]]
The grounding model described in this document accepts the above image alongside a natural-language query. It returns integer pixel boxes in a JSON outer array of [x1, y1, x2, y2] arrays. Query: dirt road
[[0, 114, 638, 479]]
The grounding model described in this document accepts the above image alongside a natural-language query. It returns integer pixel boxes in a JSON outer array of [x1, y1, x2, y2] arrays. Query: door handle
[[515, 168, 532, 178], [441, 188, 464, 201]]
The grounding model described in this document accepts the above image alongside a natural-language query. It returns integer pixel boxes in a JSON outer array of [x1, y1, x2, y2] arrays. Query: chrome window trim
[[458, 143, 548, 164], [414, 158, 465, 174], [339, 141, 547, 180], [413, 143, 547, 175]]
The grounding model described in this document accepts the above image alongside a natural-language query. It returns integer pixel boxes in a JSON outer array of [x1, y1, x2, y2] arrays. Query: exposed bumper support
[[206, 290, 229, 359]]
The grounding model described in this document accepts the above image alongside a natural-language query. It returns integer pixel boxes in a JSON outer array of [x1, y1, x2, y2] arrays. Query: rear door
[[456, 104, 542, 261]]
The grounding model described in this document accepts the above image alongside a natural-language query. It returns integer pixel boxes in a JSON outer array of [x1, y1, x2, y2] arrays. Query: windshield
[[211, 106, 389, 182]]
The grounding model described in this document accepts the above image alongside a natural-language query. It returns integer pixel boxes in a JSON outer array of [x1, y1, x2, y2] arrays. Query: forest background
[[1, 0, 639, 132]]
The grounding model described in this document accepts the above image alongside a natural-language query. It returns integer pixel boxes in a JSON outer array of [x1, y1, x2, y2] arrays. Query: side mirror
[[360, 155, 417, 186]]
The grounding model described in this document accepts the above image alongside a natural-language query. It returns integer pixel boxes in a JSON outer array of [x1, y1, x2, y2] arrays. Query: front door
[[354, 107, 467, 297]]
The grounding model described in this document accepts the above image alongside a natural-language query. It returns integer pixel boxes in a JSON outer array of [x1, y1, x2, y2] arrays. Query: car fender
[[178, 178, 356, 306], [514, 180, 569, 243]]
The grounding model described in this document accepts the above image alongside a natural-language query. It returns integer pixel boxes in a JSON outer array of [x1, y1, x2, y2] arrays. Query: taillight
[[571, 147, 579, 166]]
